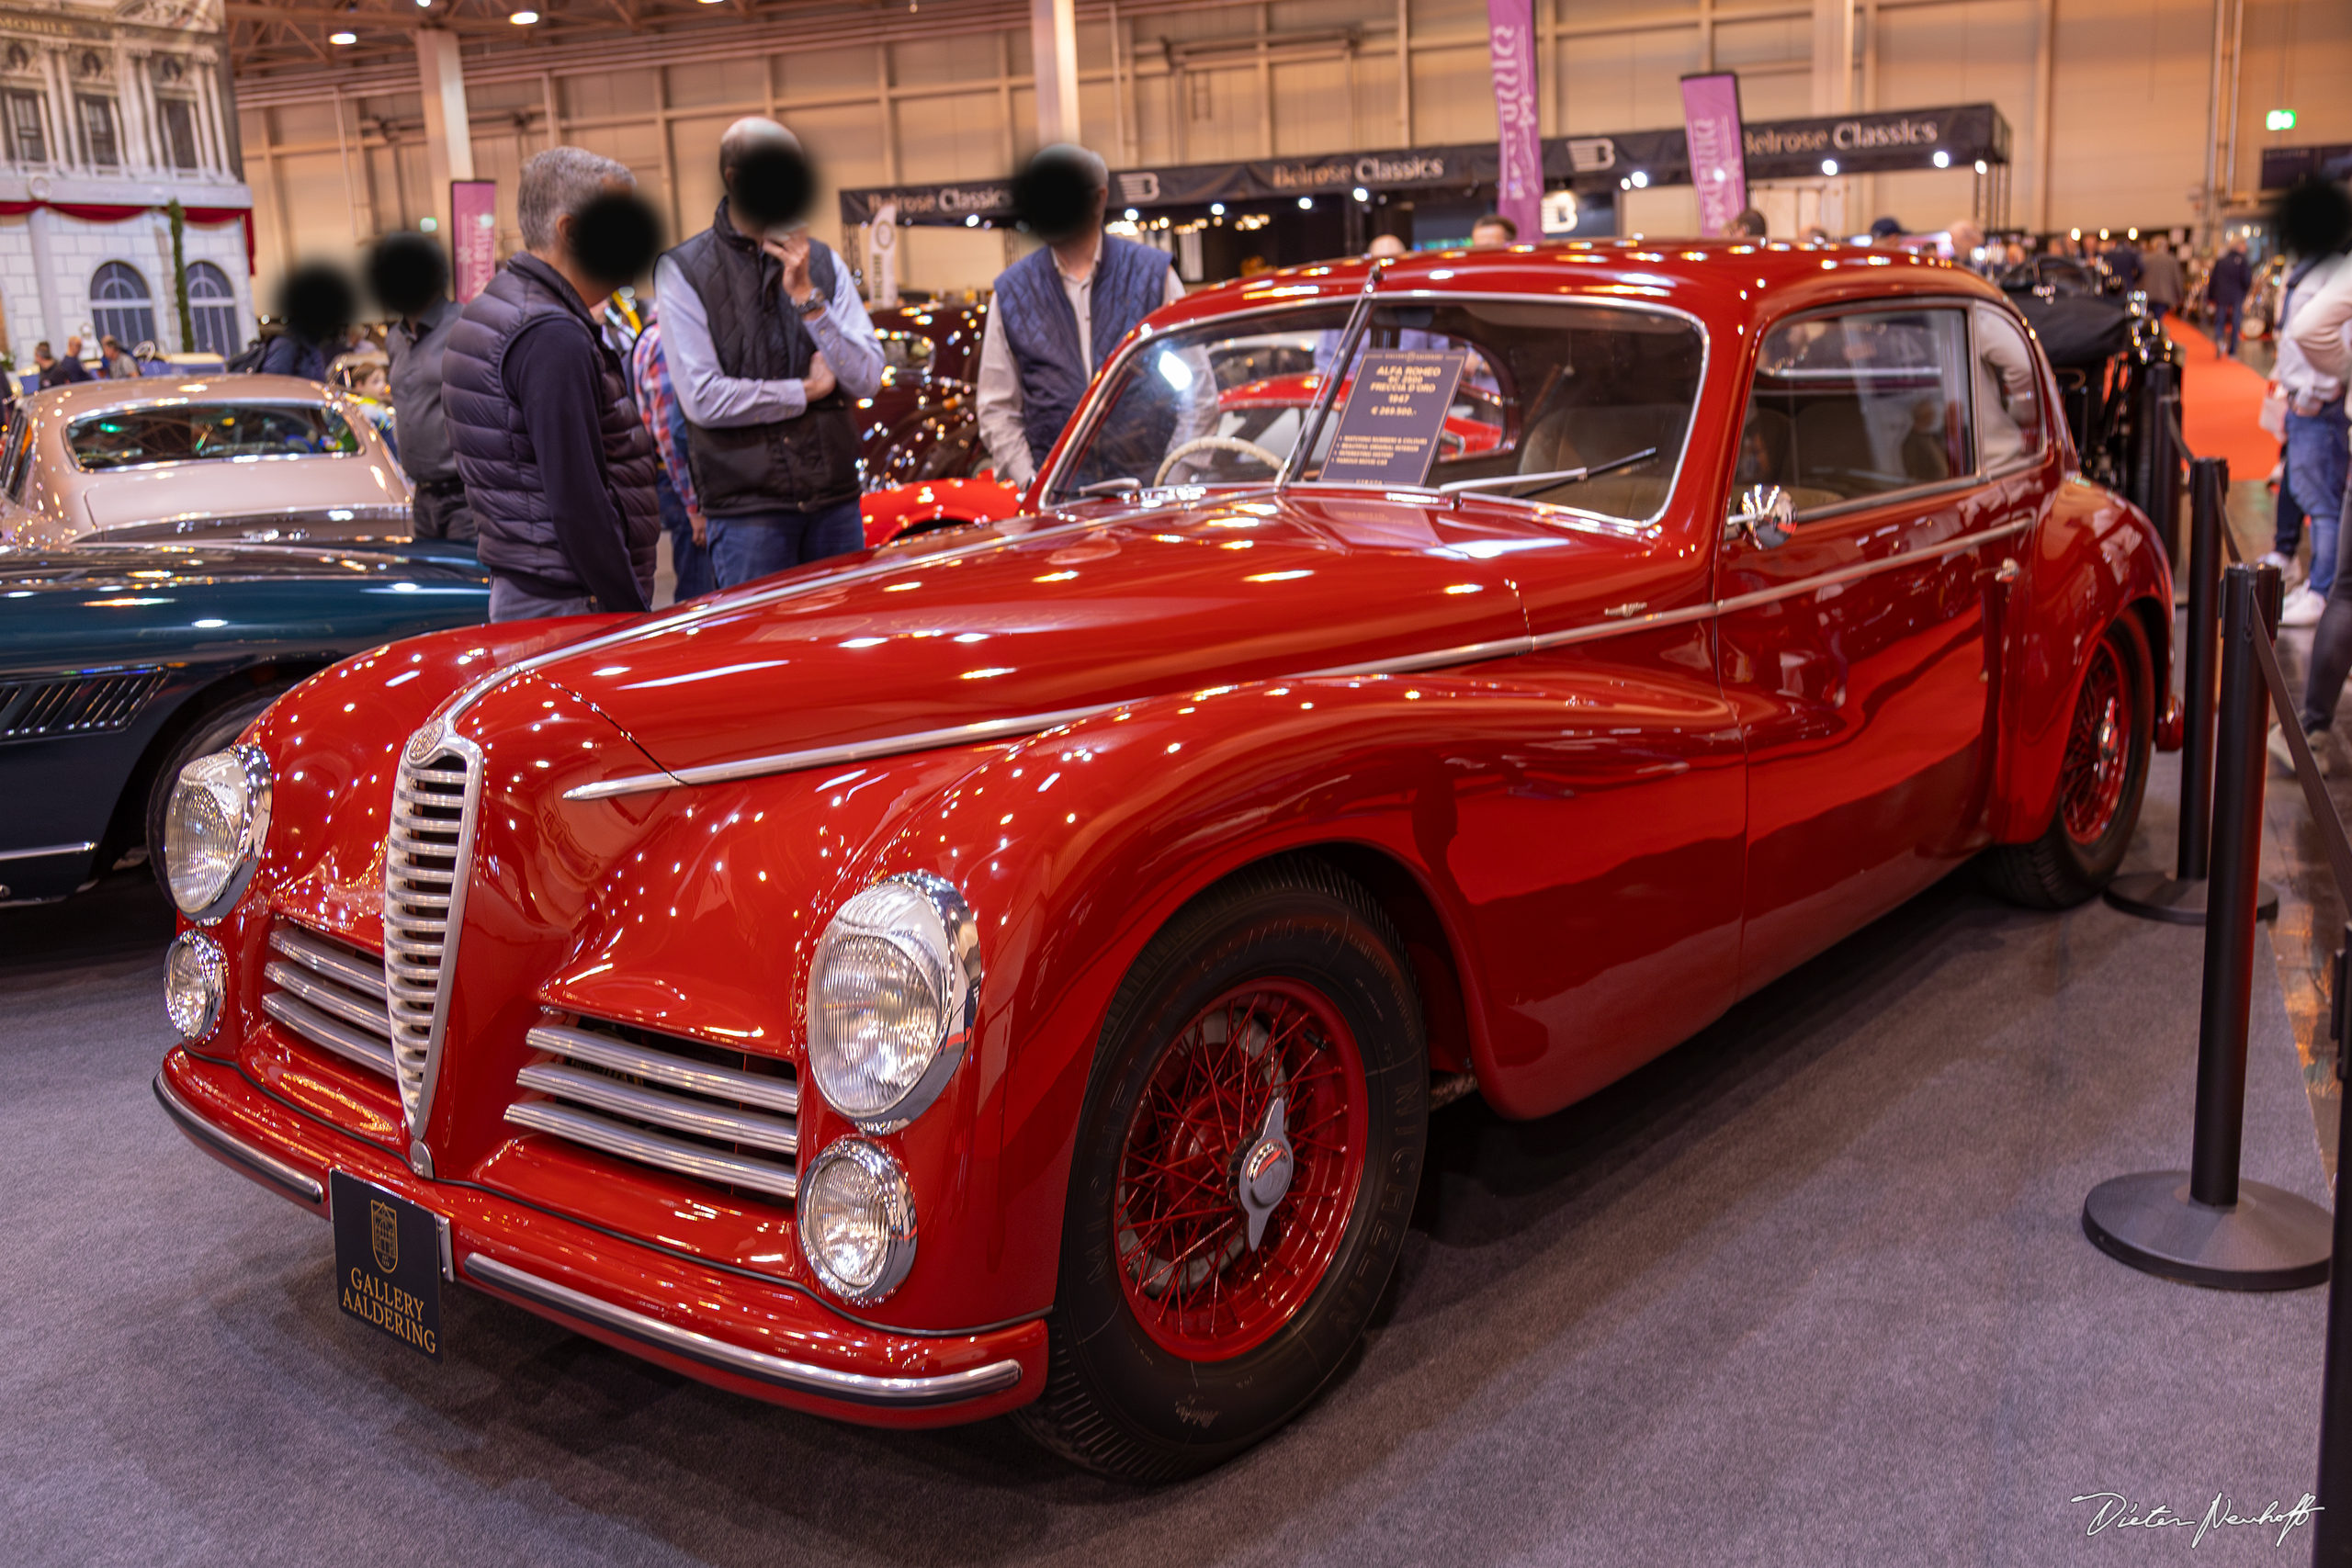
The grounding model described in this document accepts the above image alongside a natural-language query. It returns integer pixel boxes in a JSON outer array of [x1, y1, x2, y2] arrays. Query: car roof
[[1149, 237, 2005, 340], [21, 374, 337, 415]]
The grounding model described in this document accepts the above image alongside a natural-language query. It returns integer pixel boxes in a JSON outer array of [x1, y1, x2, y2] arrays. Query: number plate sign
[[329, 1169, 444, 1360], [1317, 349, 1469, 486]]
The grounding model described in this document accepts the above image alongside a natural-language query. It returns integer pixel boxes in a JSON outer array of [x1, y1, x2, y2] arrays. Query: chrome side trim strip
[[0, 840, 97, 862], [1301, 635, 1533, 679], [526, 1023, 799, 1115], [565, 702, 1122, 802], [261, 990, 397, 1077], [461, 1254, 1023, 1407], [514, 1063, 797, 1156], [153, 1073, 324, 1204], [503, 1100, 799, 1200]]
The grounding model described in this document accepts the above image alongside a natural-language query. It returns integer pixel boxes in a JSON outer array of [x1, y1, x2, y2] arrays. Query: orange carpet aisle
[[2165, 317, 2279, 480]]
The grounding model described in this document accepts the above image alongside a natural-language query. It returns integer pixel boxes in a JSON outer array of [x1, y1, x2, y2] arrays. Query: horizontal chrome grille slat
[[263, 960, 394, 1040], [525, 1024, 800, 1115], [267, 926, 388, 1001], [503, 1101, 798, 1201], [515, 1064, 797, 1155], [261, 991, 396, 1077]]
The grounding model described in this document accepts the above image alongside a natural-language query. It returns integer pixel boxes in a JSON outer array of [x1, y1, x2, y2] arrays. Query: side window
[[1972, 305, 2046, 469], [1740, 307, 1975, 514]]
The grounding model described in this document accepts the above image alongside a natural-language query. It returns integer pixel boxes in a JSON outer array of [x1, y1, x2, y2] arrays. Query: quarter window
[[1972, 306, 2046, 469], [1737, 306, 1974, 514]]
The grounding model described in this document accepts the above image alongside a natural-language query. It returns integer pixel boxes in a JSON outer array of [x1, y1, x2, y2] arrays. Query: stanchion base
[[2083, 1172, 2332, 1291], [2103, 873, 2280, 925]]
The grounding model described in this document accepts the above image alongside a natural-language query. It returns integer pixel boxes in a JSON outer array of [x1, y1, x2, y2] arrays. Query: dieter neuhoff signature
[[2070, 1490, 2323, 1547]]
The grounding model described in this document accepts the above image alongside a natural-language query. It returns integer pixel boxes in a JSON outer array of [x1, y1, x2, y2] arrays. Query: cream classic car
[[0, 375, 413, 550]]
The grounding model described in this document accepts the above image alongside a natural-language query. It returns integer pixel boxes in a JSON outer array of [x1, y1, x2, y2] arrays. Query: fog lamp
[[805, 872, 979, 1127], [164, 745, 271, 922], [164, 931, 226, 1039], [798, 1139, 917, 1303]]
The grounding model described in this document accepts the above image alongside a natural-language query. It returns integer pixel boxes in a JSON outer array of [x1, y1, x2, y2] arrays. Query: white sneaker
[[2279, 586, 2327, 626], [2272, 723, 2337, 776], [2259, 550, 2304, 586]]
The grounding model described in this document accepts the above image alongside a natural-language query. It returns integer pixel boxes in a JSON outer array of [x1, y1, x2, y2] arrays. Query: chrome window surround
[[1036, 287, 1712, 531], [175, 742, 272, 925], [805, 871, 981, 1132], [382, 725, 484, 1172], [797, 1138, 920, 1306], [462, 1253, 1014, 1406]]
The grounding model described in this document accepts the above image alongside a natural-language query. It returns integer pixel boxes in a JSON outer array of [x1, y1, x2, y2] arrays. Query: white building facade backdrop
[[0, 0, 250, 367]]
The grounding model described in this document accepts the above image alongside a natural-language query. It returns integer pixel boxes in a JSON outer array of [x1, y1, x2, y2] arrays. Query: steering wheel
[[1154, 435, 1284, 486]]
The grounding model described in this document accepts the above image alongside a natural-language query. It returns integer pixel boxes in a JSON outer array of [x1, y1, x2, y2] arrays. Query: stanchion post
[[2180, 454, 2229, 882], [2312, 937, 2352, 1567], [2189, 560, 2278, 1205], [2082, 562, 2329, 1290]]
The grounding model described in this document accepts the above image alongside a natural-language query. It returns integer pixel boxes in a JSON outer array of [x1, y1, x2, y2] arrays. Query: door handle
[[1978, 557, 2020, 585]]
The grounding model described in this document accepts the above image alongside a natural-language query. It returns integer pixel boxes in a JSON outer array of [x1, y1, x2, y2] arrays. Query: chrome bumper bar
[[462, 1255, 1024, 1407], [153, 1072, 325, 1204]]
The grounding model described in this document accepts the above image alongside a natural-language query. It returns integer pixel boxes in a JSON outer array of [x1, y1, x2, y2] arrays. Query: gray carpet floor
[[0, 750, 2335, 1567]]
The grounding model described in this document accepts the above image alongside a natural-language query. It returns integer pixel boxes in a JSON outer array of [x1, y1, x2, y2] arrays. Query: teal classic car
[[0, 540, 487, 905]]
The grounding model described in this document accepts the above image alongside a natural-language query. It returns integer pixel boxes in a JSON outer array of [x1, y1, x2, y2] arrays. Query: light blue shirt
[[653, 239, 884, 428]]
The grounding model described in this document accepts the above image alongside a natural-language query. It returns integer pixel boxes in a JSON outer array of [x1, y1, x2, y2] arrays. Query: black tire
[[1015, 856, 1427, 1483], [1983, 615, 2154, 909], [143, 686, 288, 905]]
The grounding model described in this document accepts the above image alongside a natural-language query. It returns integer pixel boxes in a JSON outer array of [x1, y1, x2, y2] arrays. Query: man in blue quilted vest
[[976, 143, 1186, 492]]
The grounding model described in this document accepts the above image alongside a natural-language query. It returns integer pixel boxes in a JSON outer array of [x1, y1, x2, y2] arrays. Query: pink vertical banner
[[1486, 0, 1542, 241], [1679, 73, 1749, 238], [450, 180, 498, 303]]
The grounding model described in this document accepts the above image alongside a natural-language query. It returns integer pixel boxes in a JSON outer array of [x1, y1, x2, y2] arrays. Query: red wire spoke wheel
[[1112, 980, 1369, 1360], [2060, 637, 2128, 846], [1018, 858, 1427, 1483]]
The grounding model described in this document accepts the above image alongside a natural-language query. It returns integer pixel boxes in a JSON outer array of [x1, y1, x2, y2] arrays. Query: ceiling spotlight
[[420, 217, 437, 231], [1351, 186, 1369, 203], [1629, 170, 1649, 188], [509, 8, 537, 21], [330, 28, 356, 43], [1210, 202, 1225, 216], [1619, 176, 1630, 190], [2267, 108, 2297, 131], [1820, 158, 1838, 176], [2127, 226, 2138, 240], [1974, 160, 1988, 175], [2069, 228, 2081, 241], [1123, 207, 1138, 220], [1931, 150, 1950, 169], [964, 213, 978, 227], [1298, 196, 1314, 209]]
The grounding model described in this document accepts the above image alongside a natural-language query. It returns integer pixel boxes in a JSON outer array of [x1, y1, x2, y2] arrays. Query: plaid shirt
[[628, 321, 701, 519]]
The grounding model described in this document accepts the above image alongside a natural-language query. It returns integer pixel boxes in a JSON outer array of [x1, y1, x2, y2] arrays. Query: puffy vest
[[442, 254, 659, 594], [663, 206, 860, 515], [993, 235, 1172, 471]]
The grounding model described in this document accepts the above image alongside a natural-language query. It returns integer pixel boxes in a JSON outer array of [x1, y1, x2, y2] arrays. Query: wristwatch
[[795, 289, 826, 321]]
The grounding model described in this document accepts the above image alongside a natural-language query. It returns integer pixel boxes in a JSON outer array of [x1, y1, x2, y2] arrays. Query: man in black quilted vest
[[976, 144, 1185, 492], [442, 146, 661, 621], [653, 118, 884, 589]]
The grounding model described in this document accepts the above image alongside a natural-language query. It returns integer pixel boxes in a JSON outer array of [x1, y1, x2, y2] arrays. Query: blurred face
[[1470, 220, 1511, 249]]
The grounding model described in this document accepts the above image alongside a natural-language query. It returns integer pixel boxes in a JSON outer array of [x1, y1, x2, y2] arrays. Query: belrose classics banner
[[1485, 0, 1543, 240]]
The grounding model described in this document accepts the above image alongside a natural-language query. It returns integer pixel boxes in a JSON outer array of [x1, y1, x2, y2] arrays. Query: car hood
[[540, 492, 1536, 777], [81, 457, 411, 534], [0, 538, 484, 589]]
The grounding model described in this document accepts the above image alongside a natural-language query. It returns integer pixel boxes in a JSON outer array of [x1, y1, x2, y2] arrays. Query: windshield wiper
[[1436, 446, 1660, 496]]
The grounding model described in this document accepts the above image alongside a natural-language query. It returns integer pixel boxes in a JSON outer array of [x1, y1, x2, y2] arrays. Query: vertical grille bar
[[381, 731, 483, 1147]]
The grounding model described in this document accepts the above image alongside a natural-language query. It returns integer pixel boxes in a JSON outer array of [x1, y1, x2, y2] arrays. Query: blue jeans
[[656, 474, 713, 603], [2287, 398, 2349, 597], [707, 498, 865, 590], [2212, 299, 2243, 356], [488, 578, 595, 623]]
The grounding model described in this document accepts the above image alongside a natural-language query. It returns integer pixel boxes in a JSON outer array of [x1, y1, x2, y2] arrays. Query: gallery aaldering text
[[343, 1268, 436, 1353]]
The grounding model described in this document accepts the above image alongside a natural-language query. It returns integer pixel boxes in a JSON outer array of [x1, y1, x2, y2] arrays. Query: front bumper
[[157, 1048, 1043, 1427]]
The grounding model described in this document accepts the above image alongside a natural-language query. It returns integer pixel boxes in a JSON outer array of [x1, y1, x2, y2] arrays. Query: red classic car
[[155, 240, 2171, 1483]]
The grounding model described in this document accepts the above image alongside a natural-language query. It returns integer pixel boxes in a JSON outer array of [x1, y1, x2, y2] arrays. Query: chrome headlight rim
[[164, 930, 226, 1039], [167, 742, 273, 924], [797, 1137, 919, 1305], [805, 869, 981, 1131]]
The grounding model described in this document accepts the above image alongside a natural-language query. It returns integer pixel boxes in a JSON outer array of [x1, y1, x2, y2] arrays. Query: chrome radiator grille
[[382, 737, 481, 1130], [261, 923, 394, 1077], [506, 1021, 799, 1202]]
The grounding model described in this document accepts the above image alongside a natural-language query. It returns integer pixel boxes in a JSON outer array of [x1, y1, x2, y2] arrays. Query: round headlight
[[798, 1139, 917, 1303], [164, 745, 272, 922], [805, 872, 979, 1127], [164, 931, 226, 1039]]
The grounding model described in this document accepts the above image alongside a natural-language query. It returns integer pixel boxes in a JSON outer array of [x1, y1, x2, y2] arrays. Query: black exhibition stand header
[[839, 103, 2011, 228]]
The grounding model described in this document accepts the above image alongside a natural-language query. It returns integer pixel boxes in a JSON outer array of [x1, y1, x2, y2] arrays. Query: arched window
[[186, 262, 240, 357], [90, 261, 154, 351]]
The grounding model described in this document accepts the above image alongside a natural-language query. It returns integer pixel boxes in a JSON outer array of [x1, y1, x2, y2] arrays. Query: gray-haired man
[[443, 145, 662, 622]]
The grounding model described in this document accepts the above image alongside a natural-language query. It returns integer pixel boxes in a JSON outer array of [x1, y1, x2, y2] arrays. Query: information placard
[[1317, 349, 1468, 486]]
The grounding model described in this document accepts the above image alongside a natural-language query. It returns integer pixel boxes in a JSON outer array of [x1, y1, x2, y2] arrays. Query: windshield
[[67, 402, 362, 472], [1045, 298, 1705, 520]]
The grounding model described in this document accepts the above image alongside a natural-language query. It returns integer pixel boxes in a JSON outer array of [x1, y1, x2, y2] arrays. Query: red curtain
[[0, 199, 256, 273]]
